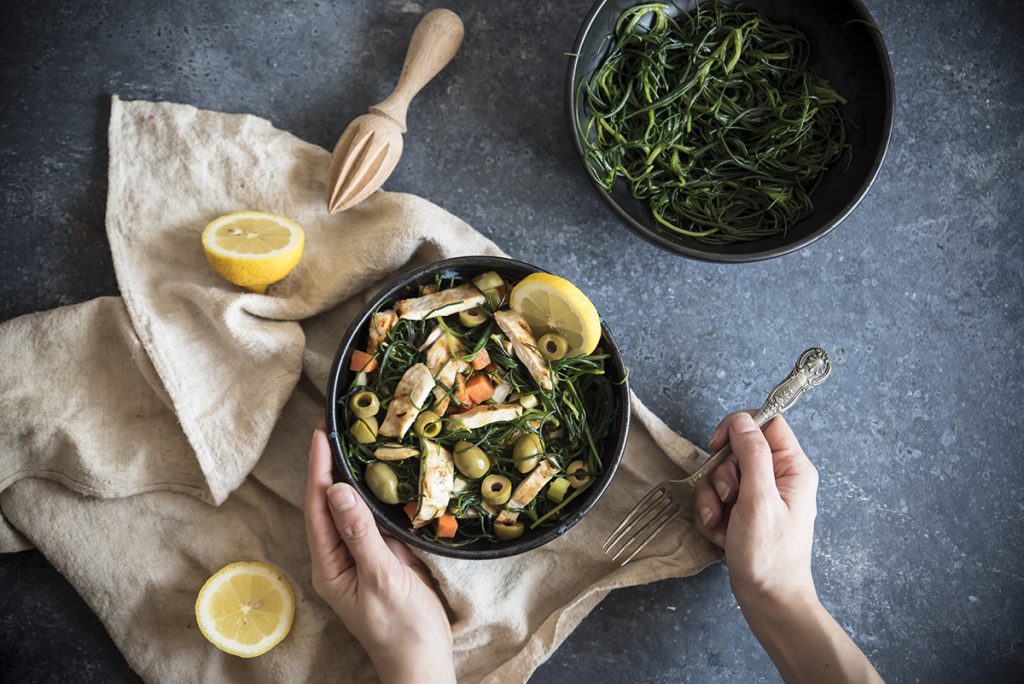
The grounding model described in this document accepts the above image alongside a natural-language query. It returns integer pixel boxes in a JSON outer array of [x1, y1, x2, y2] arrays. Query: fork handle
[[687, 348, 832, 490]]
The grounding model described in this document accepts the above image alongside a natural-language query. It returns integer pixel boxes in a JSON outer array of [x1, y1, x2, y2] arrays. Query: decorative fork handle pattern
[[685, 348, 832, 490]]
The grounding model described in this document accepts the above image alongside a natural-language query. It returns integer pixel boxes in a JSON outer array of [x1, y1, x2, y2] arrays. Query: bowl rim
[[564, 0, 896, 263], [324, 255, 632, 560]]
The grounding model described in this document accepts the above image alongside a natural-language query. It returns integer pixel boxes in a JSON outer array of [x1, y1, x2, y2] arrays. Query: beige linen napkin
[[0, 97, 719, 683]]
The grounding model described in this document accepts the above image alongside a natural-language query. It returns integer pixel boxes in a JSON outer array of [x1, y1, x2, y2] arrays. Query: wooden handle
[[369, 8, 464, 131]]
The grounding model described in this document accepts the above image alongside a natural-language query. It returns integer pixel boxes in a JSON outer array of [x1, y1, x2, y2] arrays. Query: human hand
[[693, 412, 819, 609], [305, 427, 456, 684]]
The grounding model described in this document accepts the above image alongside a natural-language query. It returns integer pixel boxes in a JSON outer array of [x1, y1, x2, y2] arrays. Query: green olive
[[413, 410, 443, 438], [349, 415, 378, 444], [458, 307, 488, 328], [538, 332, 569, 361], [513, 433, 544, 473], [518, 393, 538, 409], [472, 271, 504, 292], [365, 461, 400, 504], [481, 474, 512, 505], [472, 271, 505, 307], [494, 521, 525, 541], [349, 390, 380, 418], [566, 460, 591, 488], [454, 441, 490, 479]]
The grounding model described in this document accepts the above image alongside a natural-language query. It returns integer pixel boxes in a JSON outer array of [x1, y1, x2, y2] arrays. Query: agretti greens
[[578, 2, 848, 244]]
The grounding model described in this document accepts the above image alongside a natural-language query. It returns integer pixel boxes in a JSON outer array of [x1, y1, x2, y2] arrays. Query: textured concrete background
[[1, 0, 1022, 681]]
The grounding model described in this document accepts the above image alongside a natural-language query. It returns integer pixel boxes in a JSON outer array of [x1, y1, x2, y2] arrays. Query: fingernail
[[311, 429, 320, 447], [699, 507, 713, 526], [713, 531, 726, 548], [327, 483, 355, 511], [714, 480, 730, 501], [733, 412, 757, 432]]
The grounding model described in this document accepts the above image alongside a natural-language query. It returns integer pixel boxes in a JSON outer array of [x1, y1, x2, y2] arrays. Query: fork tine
[[602, 485, 667, 551], [618, 503, 681, 566], [608, 497, 674, 561]]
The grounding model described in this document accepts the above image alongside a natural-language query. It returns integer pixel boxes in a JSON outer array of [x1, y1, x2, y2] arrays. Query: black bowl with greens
[[325, 256, 630, 560], [567, 0, 894, 262]]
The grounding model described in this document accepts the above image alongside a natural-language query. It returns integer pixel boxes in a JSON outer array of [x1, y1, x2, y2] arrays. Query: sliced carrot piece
[[436, 514, 458, 539], [403, 501, 418, 521], [453, 374, 473, 407], [465, 374, 494, 403], [470, 348, 491, 371], [349, 349, 378, 373]]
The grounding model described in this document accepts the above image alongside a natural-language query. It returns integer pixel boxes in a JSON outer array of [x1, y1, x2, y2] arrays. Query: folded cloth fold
[[0, 96, 718, 683]]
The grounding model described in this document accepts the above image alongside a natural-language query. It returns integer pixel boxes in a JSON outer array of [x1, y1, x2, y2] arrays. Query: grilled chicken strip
[[496, 459, 560, 525], [366, 310, 398, 355], [378, 363, 435, 439], [413, 439, 455, 528], [448, 404, 524, 430], [374, 444, 420, 461], [493, 310, 555, 391], [395, 284, 487, 321]]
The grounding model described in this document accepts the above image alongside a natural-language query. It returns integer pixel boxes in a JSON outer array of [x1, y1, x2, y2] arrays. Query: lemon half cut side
[[201, 211, 305, 293], [508, 273, 602, 357], [195, 561, 295, 658]]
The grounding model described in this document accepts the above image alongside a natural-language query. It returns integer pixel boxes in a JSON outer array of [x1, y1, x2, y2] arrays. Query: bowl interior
[[325, 256, 631, 560], [568, 0, 894, 262]]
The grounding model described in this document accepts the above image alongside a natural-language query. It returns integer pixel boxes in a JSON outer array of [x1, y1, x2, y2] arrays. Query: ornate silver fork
[[603, 348, 833, 565]]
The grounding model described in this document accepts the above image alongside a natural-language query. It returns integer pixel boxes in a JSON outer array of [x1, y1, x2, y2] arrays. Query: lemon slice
[[195, 561, 295, 658], [201, 211, 305, 293], [509, 273, 602, 356]]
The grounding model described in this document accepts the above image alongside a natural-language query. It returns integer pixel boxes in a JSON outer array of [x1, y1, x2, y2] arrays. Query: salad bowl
[[325, 256, 631, 559]]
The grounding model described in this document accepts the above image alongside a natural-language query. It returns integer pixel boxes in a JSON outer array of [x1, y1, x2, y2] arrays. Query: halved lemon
[[509, 273, 602, 356], [201, 211, 304, 293], [195, 561, 295, 658]]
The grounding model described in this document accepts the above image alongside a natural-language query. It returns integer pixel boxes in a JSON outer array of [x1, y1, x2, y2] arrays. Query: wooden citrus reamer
[[325, 8, 465, 214]]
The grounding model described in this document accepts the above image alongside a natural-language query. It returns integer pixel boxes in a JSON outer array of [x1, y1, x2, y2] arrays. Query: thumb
[[326, 483, 398, 588], [728, 413, 779, 501]]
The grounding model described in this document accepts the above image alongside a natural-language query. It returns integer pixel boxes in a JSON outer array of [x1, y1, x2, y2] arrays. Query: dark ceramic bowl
[[325, 256, 631, 560], [566, 0, 895, 262]]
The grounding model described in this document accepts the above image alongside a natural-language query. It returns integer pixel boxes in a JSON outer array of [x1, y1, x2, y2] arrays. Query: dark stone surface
[[1, 0, 1022, 682]]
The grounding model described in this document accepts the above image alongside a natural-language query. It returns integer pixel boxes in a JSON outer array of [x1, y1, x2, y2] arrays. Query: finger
[[305, 429, 353, 581], [761, 414, 804, 457], [728, 412, 780, 501], [708, 410, 756, 450], [709, 457, 739, 504], [383, 535, 420, 568], [693, 479, 723, 539], [326, 483, 397, 588]]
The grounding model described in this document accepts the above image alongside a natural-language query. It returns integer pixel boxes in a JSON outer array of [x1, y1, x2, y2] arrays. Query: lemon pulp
[[509, 273, 602, 356], [201, 211, 304, 293], [195, 561, 295, 658]]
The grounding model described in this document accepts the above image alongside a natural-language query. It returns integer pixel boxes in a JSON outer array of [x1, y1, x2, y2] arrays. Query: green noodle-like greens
[[578, 2, 848, 244]]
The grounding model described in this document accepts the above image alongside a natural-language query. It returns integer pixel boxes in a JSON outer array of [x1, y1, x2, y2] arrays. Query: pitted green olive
[[365, 461, 400, 504], [538, 332, 569, 361], [459, 307, 488, 328], [494, 521, 525, 541], [513, 433, 544, 473], [349, 390, 380, 418], [566, 460, 591, 488], [349, 415, 378, 444], [413, 410, 443, 438], [481, 474, 512, 505], [454, 441, 490, 479]]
